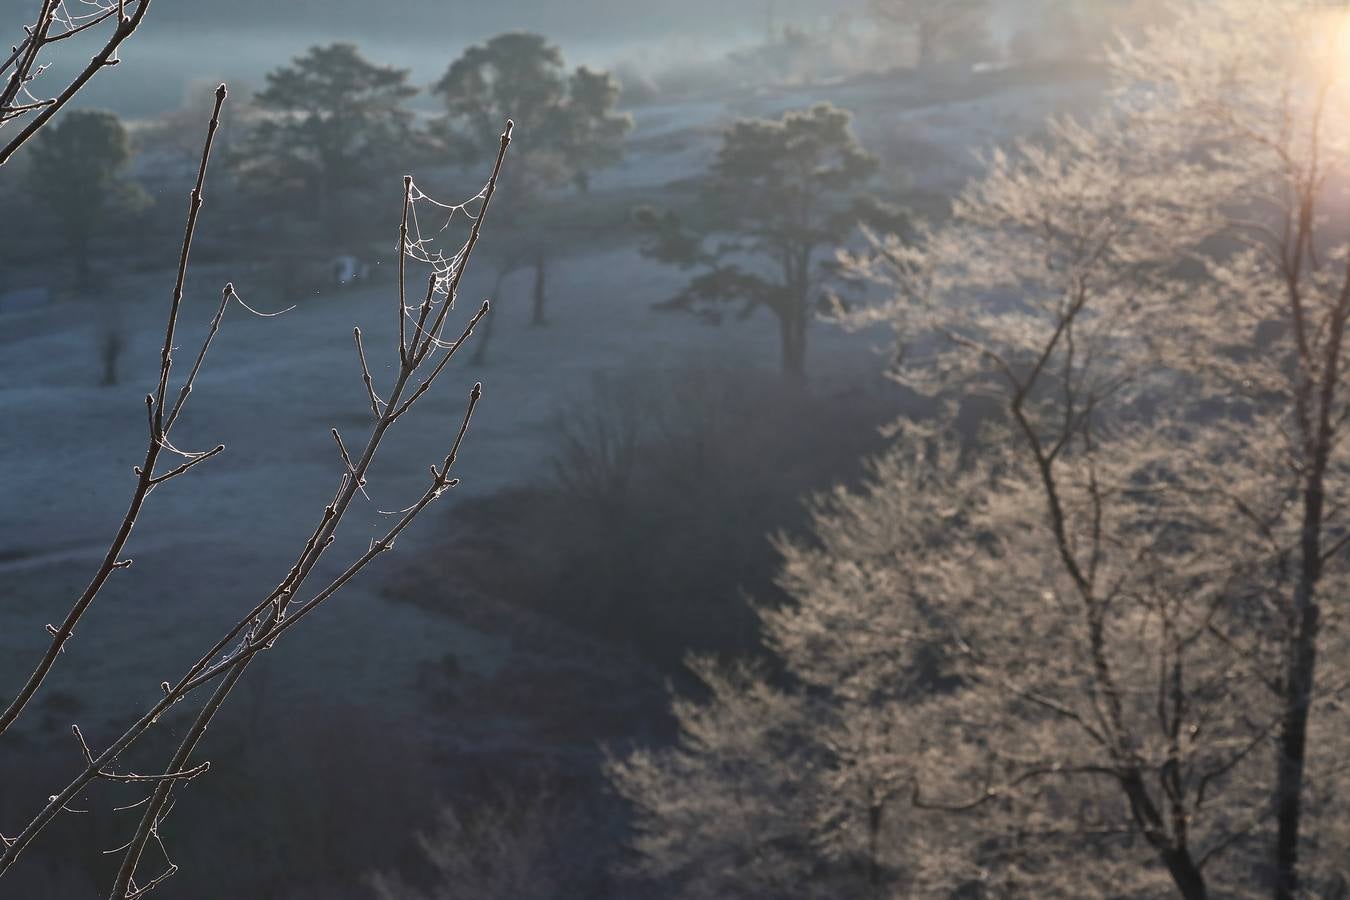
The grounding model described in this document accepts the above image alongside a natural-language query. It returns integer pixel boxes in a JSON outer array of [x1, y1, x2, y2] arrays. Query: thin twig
[[155, 83, 226, 427], [398, 175, 411, 363], [353, 327, 383, 418], [147, 446, 224, 486], [164, 284, 233, 433]]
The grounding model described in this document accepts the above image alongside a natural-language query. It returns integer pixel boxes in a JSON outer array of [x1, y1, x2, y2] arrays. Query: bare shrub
[[550, 372, 656, 508], [369, 779, 617, 900], [397, 366, 901, 668]]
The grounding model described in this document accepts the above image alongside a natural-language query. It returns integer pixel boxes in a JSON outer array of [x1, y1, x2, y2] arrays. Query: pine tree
[[234, 43, 418, 234], [25, 108, 148, 291], [636, 103, 890, 378], [433, 32, 631, 342]]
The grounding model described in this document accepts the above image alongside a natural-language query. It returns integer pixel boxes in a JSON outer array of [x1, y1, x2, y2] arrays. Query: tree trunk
[[1160, 848, 1209, 900], [96, 292, 122, 387], [1117, 755, 1209, 899], [1273, 449, 1330, 900], [778, 304, 807, 379], [73, 230, 91, 293], [1274, 595, 1319, 900], [866, 802, 884, 900], [100, 331, 122, 386], [530, 252, 548, 326], [1273, 286, 1347, 899], [316, 166, 332, 242]]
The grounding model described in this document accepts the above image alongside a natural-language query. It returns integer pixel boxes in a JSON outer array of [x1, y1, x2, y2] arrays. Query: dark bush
[[395, 366, 904, 669]]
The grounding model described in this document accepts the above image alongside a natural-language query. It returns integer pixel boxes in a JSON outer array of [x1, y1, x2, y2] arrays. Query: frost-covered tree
[[607, 662, 834, 899], [1107, 7, 1350, 895], [610, 431, 1286, 898], [846, 1, 1350, 895], [607, 445, 981, 898], [612, 2, 1350, 897]]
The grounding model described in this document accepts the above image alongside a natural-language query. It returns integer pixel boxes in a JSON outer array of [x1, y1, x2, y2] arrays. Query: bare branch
[[101, 130, 510, 896], [147, 445, 224, 486], [0, 0, 154, 165], [0, 84, 231, 740], [163, 284, 234, 434]]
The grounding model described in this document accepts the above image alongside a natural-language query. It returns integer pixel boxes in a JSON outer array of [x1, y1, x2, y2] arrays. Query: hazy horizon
[[5, 0, 877, 117]]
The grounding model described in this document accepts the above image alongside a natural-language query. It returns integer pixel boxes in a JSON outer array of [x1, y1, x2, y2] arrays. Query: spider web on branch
[[2, 0, 128, 127], [400, 176, 487, 315], [51, 0, 120, 31]]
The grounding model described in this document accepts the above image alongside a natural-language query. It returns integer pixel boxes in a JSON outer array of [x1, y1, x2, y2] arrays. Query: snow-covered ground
[[0, 66, 1106, 745], [598, 66, 1107, 197]]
